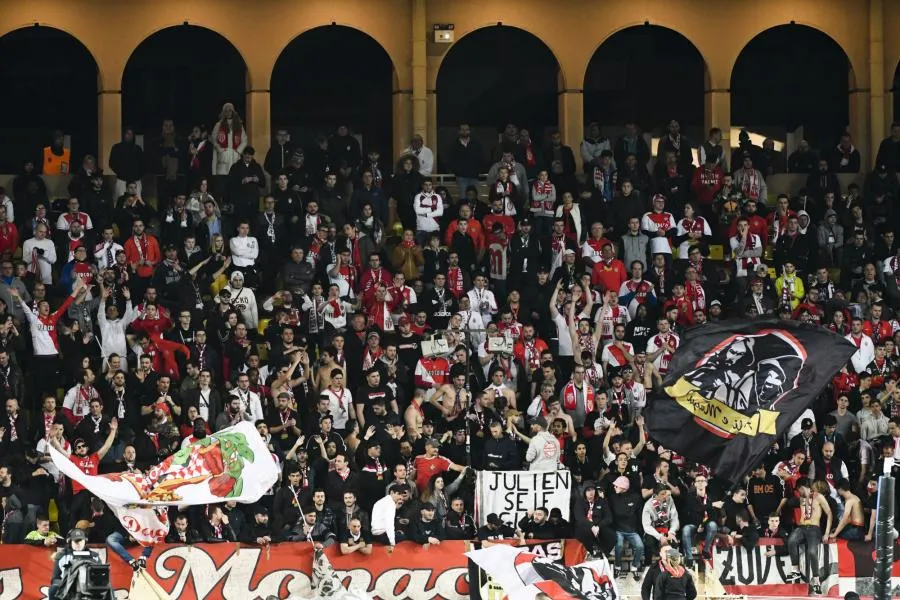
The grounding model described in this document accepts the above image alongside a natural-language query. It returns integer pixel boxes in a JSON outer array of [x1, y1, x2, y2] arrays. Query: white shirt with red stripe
[[20, 294, 74, 356]]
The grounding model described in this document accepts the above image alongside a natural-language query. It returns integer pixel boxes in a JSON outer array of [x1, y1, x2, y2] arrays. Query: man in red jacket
[[0, 207, 18, 257], [591, 243, 627, 293]]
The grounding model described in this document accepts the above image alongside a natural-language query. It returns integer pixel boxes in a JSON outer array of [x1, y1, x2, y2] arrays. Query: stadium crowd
[[2, 107, 900, 594]]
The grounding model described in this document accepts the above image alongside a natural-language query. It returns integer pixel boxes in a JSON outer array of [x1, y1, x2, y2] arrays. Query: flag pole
[[873, 460, 895, 600]]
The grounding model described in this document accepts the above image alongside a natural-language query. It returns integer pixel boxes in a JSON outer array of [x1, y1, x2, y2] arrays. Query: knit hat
[[613, 476, 631, 491]]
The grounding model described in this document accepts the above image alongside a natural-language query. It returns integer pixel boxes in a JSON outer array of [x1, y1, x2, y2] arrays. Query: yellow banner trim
[[664, 378, 778, 437]]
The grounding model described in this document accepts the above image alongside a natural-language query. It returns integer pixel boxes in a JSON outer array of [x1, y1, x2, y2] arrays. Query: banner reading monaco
[[475, 470, 572, 526], [50, 421, 279, 544], [0, 542, 470, 600]]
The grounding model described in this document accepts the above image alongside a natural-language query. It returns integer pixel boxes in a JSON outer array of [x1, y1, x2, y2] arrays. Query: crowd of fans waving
[[2, 108, 900, 591]]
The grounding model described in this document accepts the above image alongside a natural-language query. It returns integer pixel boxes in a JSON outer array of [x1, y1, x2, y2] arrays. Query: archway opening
[[584, 25, 706, 141], [435, 25, 560, 167], [731, 25, 850, 155], [122, 25, 247, 139], [0, 26, 98, 171], [271, 25, 395, 167]]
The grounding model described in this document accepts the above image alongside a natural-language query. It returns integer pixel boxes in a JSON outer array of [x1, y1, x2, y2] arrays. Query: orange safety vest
[[43, 146, 71, 175]]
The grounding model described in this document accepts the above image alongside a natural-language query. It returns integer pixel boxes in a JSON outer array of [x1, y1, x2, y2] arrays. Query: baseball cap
[[486, 514, 503, 526], [421, 502, 436, 510], [519, 217, 533, 227], [367, 330, 380, 340], [710, 299, 723, 307], [563, 249, 576, 256]]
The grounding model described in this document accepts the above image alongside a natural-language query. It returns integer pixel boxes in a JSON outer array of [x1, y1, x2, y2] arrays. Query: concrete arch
[[726, 22, 860, 91], [583, 23, 713, 91], [0, 24, 102, 86], [271, 24, 398, 84], [121, 24, 249, 88], [430, 24, 565, 90]]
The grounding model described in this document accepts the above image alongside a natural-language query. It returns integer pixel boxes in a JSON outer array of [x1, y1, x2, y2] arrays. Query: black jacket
[[682, 490, 718, 527], [109, 140, 144, 183], [517, 516, 556, 540], [443, 510, 477, 540], [228, 160, 266, 209], [609, 491, 642, 533], [447, 137, 484, 178], [654, 566, 697, 600], [411, 516, 445, 544], [165, 527, 201, 544], [482, 435, 520, 470]]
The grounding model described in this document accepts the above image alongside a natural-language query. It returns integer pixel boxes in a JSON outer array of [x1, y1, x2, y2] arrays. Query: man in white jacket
[[217, 271, 258, 330], [413, 180, 443, 246], [229, 220, 259, 287], [403, 134, 433, 176], [22, 224, 57, 285], [96, 283, 138, 364]]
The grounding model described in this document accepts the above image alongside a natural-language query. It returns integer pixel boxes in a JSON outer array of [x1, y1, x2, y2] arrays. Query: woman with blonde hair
[[210, 102, 247, 176]]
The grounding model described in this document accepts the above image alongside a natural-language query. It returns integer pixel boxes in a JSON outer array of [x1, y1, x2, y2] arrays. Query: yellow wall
[[0, 0, 893, 171]]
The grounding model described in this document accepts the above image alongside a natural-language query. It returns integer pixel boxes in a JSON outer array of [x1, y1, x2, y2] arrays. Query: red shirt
[[414, 454, 451, 492], [591, 259, 627, 293], [69, 452, 100, 494]]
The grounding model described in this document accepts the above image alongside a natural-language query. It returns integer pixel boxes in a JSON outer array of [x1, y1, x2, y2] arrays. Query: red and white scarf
[[217, 123, 242, 150]]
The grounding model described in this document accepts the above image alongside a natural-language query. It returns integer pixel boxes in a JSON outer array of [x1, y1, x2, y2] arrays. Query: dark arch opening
[[122, 25, 247, 138], [731, 25, 850, 152], [0, 26, 99, 171], [271, 26, 394, 161], [435, 26, 559, 166], [889, 60, 900, 123], [584, 26, 706, 139]]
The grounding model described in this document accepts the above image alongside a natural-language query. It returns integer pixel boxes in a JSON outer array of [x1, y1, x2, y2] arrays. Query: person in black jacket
[[477, 513, 517, 540], [641, 539, 673, 600], [199, 505, 237, 543], [443, 496, 476, 540], [574, 481, 615, 558], [108, 128, 144, 198], [164, 512, 201, 544], [680, 474, 722, 567], [609, 475, 645, 578], [241, 505, 276, 545], [652, 548, 697, 600], [228, 147, 266, 224], [517, 507, 556, 540], [411, 502, 445, 545], [482, 421, 519, 470], [448, 124, 484, 196]]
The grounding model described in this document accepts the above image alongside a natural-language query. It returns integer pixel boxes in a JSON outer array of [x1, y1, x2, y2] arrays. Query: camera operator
[[49, 528, 111, 600]]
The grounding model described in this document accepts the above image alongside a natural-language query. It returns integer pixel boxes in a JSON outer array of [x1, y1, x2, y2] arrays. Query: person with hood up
[[648, 547, 697, 600], [574, 481, 615, 558], [108, 128, 144, 198], [216, 271, 258, 329], [210, 102, 247, 176]]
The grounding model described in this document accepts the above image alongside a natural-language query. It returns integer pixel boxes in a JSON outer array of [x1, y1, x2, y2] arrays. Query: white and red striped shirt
[[20, 295, 74, 355]]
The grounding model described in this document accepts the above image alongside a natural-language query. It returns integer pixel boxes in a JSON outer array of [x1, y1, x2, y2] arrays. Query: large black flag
[[644, 320, 855, 484]]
